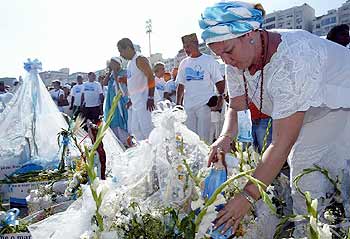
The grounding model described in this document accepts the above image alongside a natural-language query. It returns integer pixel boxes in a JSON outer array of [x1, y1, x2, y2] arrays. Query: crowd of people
[[41, 1, 350, 235]]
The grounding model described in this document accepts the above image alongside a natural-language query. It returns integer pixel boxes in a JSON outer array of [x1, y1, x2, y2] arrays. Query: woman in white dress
[[200, 1, 350, 234]]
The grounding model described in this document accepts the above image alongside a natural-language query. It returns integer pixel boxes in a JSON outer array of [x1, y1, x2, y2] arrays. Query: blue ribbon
[[62, 135, 70, 146], [23, 58, 42, 72], [0, 208, 20, 228]]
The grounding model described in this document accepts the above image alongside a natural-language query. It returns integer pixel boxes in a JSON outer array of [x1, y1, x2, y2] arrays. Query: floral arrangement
[[26, 99, 350, 239]]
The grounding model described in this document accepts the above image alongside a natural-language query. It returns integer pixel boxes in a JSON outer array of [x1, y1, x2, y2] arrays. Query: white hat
[[110, 57, 122, 65], [63, 84, 71, 89]]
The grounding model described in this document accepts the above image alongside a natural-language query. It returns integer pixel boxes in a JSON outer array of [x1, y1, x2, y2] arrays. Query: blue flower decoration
[[24, 58, 42, 72]]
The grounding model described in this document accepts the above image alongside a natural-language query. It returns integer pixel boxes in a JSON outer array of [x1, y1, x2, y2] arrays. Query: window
[[264, 17, 275, 24], [265, 24, 275, 29], [316, 24, 320, 29], [296, 25, 302, 29], [321, 17, 336, 26], [296, 18, 302, 24]]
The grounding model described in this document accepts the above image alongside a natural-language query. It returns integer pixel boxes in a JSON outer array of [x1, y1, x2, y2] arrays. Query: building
[[312, 10, 338, 36], [338, 0, 350, 25], [174, 42, 218, 67], [0, 77, 16, 86], [312, 1, 350, 36], [68, 72, 88, 83], [148, 53, 164, 66], [39, 69, 69, 86], [263, 3, 315, 32]]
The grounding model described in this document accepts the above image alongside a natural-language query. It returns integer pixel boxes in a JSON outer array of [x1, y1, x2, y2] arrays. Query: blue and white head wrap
[[199, 1, 264, 44]]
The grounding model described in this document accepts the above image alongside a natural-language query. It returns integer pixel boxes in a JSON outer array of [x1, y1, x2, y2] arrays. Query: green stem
[[84, 91, 122, 233], [194, 169, 254, 231]]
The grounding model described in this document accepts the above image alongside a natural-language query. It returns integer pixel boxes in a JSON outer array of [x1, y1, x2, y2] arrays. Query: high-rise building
[[263, 3, 315, 32], [312, 10, 337, 36], [338, 0, 350, 25]]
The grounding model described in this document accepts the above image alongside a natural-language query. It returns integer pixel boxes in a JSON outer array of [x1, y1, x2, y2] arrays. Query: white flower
[[212, 194, 226, 207], [191, 198, 204, 211], [80, 231, 93, 239], [196, 210, 217, 239], [323, 210, 336, 223], [317, 223, 332, 239], [242, 164, 251, 172], [91, 178, 100, 192], [96, 180, 110, 199]]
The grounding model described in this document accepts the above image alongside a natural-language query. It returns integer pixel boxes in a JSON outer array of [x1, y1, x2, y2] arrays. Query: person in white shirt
[[117, 38, 156, 141], [200, 2, 350, 234], [153, 62, 167, 100], [81, 72, 104, 122], [49, 80, 65, 112], [62, 84, 72, 116], [176, 33, 225, 143], [70, 75, 84, 118]]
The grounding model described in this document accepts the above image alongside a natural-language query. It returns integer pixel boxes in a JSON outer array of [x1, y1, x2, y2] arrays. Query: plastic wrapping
[[111, 101, 209, 207], [237, 110, 253, 143], [29, 102, 209, 238], [28, 185, 95, 239], [0, 59, 67, 175]]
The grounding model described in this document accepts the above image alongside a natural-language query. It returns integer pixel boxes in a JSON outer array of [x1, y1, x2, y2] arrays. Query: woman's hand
[[214, 194, 252, 235], [208, 136, 231, 167]]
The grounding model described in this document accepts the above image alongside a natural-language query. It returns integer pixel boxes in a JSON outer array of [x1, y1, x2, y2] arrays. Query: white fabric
[[0, 67, 67, 170], [71, 84, 83, 106], [81, 81, 103, 107], [176, 54, 223, 110], [0, 92, 14, 113], [288, 108, 350, 216], [226, 29, 350, 119], [164, 79, 177, 102], [185, 104, 211, 143], [130, 106, 153, 141], [155, 76, 166, 100], [49, 89, 64, 106], [127, 53, 150, 110]]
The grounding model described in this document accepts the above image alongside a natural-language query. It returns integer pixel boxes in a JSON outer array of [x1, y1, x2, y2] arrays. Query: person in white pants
[[176, 33, 225, 143], [117, 38, 156, 141]]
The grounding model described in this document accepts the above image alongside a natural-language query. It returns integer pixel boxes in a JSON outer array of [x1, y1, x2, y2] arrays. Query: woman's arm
[[208, 95, 246, 166], [244, 111, 305, 200]]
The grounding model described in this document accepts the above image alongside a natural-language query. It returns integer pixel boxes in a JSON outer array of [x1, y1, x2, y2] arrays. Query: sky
[[0, 0, 346, 78]]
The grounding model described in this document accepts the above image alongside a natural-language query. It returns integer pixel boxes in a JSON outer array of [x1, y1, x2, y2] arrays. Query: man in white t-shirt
[[176, 33, 225, 143], [81, 72, 104, 122], [70, 75, 84, 118], [117, 37, 156, 141], [49, 80, 65, 112], [153, 62, 167, 100]]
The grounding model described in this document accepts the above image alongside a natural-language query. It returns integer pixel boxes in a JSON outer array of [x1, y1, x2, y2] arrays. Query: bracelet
[[241, 190, 256, 208], [218, 133, 231, 139]]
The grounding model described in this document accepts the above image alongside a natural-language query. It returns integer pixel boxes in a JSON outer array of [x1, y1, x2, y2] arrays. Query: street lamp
[[145, 19, 152, 57]]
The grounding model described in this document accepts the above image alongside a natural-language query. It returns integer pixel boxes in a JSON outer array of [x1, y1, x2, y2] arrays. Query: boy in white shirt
[[153, 62, 167, 100]]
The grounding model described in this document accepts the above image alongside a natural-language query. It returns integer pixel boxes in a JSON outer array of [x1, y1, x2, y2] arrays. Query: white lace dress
[[226, 29, 350, 215]]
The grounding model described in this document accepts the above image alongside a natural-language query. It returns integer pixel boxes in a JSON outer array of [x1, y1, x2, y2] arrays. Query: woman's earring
[[250, 39, 255, 44]]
